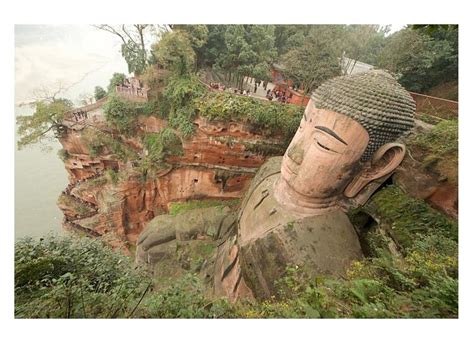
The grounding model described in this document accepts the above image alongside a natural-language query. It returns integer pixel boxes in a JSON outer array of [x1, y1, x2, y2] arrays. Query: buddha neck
[[273, 176, 342, 216]]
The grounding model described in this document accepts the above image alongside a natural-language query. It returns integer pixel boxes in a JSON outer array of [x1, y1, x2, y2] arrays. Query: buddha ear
[[344, 143, 406, 198]]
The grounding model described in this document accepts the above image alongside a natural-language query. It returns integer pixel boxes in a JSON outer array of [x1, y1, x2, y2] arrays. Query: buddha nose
[[287, 139, 304, 165]]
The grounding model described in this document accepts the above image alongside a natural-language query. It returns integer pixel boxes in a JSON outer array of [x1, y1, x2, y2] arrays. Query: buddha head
[[276, 70, 416, 212]]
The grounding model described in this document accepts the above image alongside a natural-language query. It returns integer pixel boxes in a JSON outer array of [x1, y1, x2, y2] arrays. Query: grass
[[168, 199, 240, 216], [409, 119, 458, 184]]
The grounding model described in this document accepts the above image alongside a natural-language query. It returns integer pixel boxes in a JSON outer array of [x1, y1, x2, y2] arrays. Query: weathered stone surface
[[224, 157, 363, 299], [136, 206, 232, 265], [394, 121, 458, 219], [58, 113, 283, 248]]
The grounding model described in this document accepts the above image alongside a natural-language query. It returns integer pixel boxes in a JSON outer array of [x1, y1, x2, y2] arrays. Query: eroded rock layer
[[57, 110, 285, 250]]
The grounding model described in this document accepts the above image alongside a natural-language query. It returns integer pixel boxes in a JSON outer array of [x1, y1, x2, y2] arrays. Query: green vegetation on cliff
[[102, 93, 160, 135], [196, 92, 303, 143], [161, 75, 207, 137], [81, 128, 138, 162], [138, 128, 184, 178], [168, 198, 240, 216], [409, 119, 458, 184], [15, 235, 150, 318]]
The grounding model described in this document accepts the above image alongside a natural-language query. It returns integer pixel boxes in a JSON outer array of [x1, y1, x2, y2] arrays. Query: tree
[[151, 30, 196, 76], [17, 97, 73, 150], [170, 25, 209, 70], [281, 26, 343, 105], [378, 27, 454, 92], [274, 25, 311, 57], [94, 25, 159, 75], [411, 25, 458, 92], [94, 86, 107, 101], [197, 25, 227, 68], [340, 25, 389, 74], [246, 25, 277, 81], [107, 73, 126, 93]]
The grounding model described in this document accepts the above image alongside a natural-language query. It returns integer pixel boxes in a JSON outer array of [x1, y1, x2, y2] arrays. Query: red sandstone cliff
[[57, 104, 285, 251]]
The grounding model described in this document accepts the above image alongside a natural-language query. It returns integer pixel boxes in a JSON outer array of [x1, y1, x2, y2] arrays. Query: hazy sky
[[15, 25, 128, 107]]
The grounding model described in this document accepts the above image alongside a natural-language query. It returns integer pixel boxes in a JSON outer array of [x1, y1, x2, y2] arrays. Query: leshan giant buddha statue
[[136, 70, 416, 300]]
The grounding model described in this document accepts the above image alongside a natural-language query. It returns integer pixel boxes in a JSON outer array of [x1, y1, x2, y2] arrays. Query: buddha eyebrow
[[314, 126, 348, 145]]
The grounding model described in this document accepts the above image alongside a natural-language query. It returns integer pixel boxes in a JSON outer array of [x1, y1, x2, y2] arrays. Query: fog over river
[[15, 25, 128, 239]]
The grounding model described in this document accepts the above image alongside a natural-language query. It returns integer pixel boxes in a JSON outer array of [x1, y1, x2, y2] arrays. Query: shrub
[[94, 86, 107, 101], [103, 96, 139, 135], [160, 75, 206, 136], [15, 235, 150, 318], [57, 149, 70, 162], [138, 274, 235, 318], [195, 92, 303, 144], [409, 119, 458, 183], [371, 185, 457, 248], [81, 129, 138, 162]]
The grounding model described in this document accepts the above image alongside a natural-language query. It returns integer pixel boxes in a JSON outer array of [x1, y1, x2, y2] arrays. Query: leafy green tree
[[107, 73, 126, 93], [151, 30, 196, 76], [246, 25, 277, 81], [171, 25, 209, 49], [173, 25, 209, 69], [274, 25, 311, 57], [94, 86, 107, 101], [378, 27, 455, 93], [16, 98, 73, 149], [412, 25, 458, 92], [197, 25, 227, 68], [281, 26, 343, 105], [341, 25, 390, 72], [219, 25, 254, 87]]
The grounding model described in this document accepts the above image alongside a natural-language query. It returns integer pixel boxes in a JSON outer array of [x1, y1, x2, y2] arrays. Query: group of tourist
[[210, 82, 226, 91], [231, 88, 252, 96], [72, 110, 88, 121], [266, 88, 292, 103], [207, 78, 277, 101], [253, 79, 269, 93]]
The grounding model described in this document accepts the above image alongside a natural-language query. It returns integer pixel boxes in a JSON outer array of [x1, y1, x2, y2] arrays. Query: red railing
[[409, 92, 458, 119]]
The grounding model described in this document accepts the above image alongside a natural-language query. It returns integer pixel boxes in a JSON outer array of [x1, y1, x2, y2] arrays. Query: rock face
[[393, 120, 458, 219], [57, 108, 286, 249]]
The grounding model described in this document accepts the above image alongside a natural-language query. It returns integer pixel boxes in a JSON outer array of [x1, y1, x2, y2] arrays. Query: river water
[[15, 25, 128, 239]]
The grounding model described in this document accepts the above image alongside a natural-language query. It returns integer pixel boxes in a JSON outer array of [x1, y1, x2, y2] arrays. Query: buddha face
[[280, 100, 370, 199]]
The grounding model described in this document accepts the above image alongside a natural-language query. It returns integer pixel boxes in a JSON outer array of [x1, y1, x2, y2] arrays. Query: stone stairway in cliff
[[61, 172, 104, 237]]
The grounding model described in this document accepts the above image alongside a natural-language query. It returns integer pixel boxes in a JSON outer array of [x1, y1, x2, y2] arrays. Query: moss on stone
[[57, 193, 96, 218], [369, 185, 457, 249], [168, 199, 239, 216], [409, 119, 458, 184]]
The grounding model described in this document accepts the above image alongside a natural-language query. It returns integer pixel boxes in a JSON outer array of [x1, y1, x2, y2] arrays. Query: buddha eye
[[313, 134, 343, 154], [316, 140, 331, 151]]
